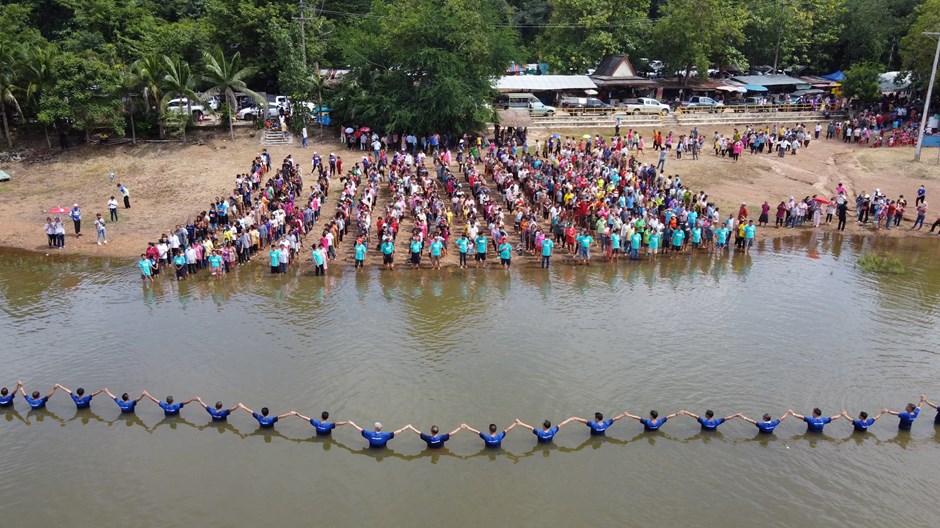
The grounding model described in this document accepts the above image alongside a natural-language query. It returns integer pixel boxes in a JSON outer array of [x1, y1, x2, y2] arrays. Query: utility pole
[[914, 32, 940, 162]]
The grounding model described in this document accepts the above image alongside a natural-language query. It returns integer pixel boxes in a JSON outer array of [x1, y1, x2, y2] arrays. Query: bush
[[856, 252, 905, 274]]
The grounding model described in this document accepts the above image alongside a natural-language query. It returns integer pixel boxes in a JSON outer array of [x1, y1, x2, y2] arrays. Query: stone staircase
[[262, 130, 292, 146]]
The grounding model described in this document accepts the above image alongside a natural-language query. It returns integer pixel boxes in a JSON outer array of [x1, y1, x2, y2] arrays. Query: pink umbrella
[[48, 206, 69, 214], [813, 197, 830, 204], [359, 126, 371, 133]]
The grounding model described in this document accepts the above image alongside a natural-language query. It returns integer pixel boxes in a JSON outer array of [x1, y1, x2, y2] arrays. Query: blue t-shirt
[[755, 419, 780, 434], [534, 426, 559, 443], [252, 412, 278, 428], [410, 240, 423, 253], [691, 227, 702, 243], [641, 417, 667, 431], [541, 239, 554, 256], [579, 235, 594, 248], [138, 259, 153, 276], [480, 431, 507, 447], [115, 398, 137, 413], [25, 395, 49, 409], [716, 227, 729, 244], [588, 419, 614, 435], [268, 250, 280, 266], [698, 417, 725, 431], [498, 243, 512, 259], [71, 393, 93, 409], [206, 407, 231, 421], [420, 433, 450, 449], [744, 225, 756, 239], [312, 250, 324, 265], [354, 244, 366, 260], [852, 418, 876, 432], [630, 233, 641, 250], [207, 254, 222, 269], [362, 430, 394, 447], [431, 241, 443, 257], [0, 393, 14, 406], [159, 401, 184, 416], [671, 230, 684, 246], [381, 242, 395, 255], [803, 416, 832, 433], [898, 408, 919, 430], [456, 238, 469, 253], [610, 233, 621, 249], [311, 419, 336, 435], [475, 236, 488, 253]]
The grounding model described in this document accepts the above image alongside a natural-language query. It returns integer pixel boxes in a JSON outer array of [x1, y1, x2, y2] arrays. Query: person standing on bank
[[108, 196, 119, 222], [117, 183, 131, 209], [69, 204, 82, 237]]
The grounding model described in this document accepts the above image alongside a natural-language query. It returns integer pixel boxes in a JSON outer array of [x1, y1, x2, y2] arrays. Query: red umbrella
[[48, 206, 69, 214], [359, 126, 371, 133], [813, 197, 830, 204]]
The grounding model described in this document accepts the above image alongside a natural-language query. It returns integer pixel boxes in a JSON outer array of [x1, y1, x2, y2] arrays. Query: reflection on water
[[0, 235, 939, 527]]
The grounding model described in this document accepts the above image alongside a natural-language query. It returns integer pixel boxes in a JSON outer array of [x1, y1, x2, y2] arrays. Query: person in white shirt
[[302, 126, 308, 148], [108, 196, 119, 222]]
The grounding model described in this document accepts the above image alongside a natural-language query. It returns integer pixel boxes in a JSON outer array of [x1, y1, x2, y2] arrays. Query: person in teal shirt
[[743, 220, 756, 253], [610, 232, 621, 260], [430, 238, 444, 269], [455, 235, 469, 268], [715, 226, 729, 251], [207, 251, 223, 277], [576, 231, 593, 264], [354, 239, 367, 269], [498, 239, 512, 268], [671, 229, 684, 256], [541, 238, 554, 268], [173, 251, 187, 281], [409, 238, 423, 269], [311, 244, 325, 275], [474, 235, 488, 268], [630, 232, 642, 260], [138, 254, 154, 286], [268, 248, 280, 274], [380, 238, 395, 270], [690, 225, 702, 252], [647, 232, 660, 260]]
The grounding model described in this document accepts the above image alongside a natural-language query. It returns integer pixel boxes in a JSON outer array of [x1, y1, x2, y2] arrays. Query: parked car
[[495, 93, 556, 116], [560, 97, 614, 115], [166, 97, 206, 118], [621, 97, 670, 116], [680, 96, 724, 112], [237, 102, 281, 121], [728, 96, 774, 112]]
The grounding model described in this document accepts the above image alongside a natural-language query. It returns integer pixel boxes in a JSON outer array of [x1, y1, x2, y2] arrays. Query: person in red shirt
[[145, 242, 161, 274]]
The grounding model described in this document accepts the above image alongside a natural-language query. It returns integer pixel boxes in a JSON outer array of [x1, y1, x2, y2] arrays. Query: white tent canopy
[[495, 75, 598, 92]]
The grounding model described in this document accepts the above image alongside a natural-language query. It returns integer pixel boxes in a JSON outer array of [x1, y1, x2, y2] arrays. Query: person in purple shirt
[[406, 424, 463, 449], [623, 409, 680, 432], [788, 408, 841, 433], [883, 396, 925, 430]]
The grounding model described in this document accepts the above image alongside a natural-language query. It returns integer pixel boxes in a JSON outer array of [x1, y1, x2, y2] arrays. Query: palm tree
[[0, 43, 22, 149], [201, 47, 263, 140], [161, 56, 199, 144], [117, 65, 140, 145], [133, 54, 167, 139], [22, 44, 58, 148]]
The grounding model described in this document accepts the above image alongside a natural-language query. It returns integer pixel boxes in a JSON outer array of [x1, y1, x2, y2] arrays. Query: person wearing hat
[[69, 204, 82, 237], [354, 238, 367, 269]]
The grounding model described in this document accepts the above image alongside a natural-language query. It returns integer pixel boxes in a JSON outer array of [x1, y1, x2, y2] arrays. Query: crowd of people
[[2, 381, 936, 449], [43, 183, 131, 249]]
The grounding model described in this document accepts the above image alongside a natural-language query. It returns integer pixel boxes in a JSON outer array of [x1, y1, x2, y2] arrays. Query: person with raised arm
[[680, 409, 740, 431], [788, 408, 841, 433], [19, 381, 58, 410], [194, 397, 239, 422], [238, 403, 292, 429], [566, 411, 628, 436], [462, 422, 517, 448], [739, 412, 787, 434], [0, 381, 23, 407], [924, 395, 940, 425], [513, 417, 574, 443], [103, 388, 147, 413], [55, 384, 104, 409], [144, 393, 197, 417], [291, 410, 349, 436], [882, 396, 925, 430], [347, 421, 411, 448], [622, 409, 680, 432], [841, 409, 883, 433], [406, 424, 462, 449]]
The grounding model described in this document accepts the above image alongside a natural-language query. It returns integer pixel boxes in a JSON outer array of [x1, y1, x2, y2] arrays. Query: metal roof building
[[730, 74, 809, 88], [495, 75, 597, 92]]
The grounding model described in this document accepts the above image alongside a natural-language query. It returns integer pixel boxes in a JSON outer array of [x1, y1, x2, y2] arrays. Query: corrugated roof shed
[[495, 75, 597, 92], [730, 74, 807, 87]]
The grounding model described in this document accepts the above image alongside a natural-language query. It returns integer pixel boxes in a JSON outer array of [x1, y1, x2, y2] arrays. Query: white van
[[497, 93, 556, 116]]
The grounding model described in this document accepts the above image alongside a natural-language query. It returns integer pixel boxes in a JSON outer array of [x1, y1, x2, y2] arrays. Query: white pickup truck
[[622, 97, 671, 116]]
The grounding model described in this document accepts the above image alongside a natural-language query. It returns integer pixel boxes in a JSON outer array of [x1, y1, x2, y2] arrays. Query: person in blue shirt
[[292, 410, 349, 436], [55, 384, 104, 409], [743, 220, 756, 254], [789, 408, 841, 433], [354, 239, 367, 270], [103, 388, 146, 413], [925, 396, 940, 425], [195, 397, 238, 422], [380, 237, 395, 270], [841, 409, 882, 433], [348, 421, 412, 448], [0, 381, 22, 407], [138, 254, 154, 285], [568, 411, 628, 435], [19, 383, 58, 410], [268, 248, 281, 274], [498, 239, 512, 268], [670, 229, 685, 257], [623, 410, 680, 432], [884, 397, 925, 430], [740, 413, 787, 434], [474, 234, 488, 268], [463, 422, 517, 448], [455, 235, 470, 268], [681, 409, 740, 431], [407, 424, 462, 449], [429, 237, 444, 269], [409, 237, 423, 269], [629, 232, 642, 260], [514, 418, 572, 443], [540, 238, 554, 269], [145, 393, 196, 416], [238, 403, 292, 429]]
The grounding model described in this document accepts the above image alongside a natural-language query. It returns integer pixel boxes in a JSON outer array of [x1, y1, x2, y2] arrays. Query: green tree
[[21, 44, 59, 148], [201, 47, 263, 140], [841, 61, 882, 105], [333, 0, 517, 134], [901, 0, 940, 90], [161, 56, 199, 143], [534, 0, 649, 73], [651, 0, 747, 81], [38, 52, 124, 141], [133, 54, 167, 139], [742, 0, 845, 71], [116, 65, 141, 144], [0, 43, 23, 148]]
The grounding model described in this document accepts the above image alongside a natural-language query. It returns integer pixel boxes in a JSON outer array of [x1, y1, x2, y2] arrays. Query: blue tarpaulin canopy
[[744, 84, 768, 92], [821, 71, 845, 82]]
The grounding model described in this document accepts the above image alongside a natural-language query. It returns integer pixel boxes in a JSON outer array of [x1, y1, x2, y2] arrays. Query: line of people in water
[[3, 382, 936, 449]]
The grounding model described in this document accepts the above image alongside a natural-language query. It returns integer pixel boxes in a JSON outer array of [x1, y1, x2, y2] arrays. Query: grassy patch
[[856, 252, 906, 274]]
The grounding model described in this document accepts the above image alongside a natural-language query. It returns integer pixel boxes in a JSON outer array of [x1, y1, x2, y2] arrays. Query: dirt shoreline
[[0, 125, 938, 264]]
